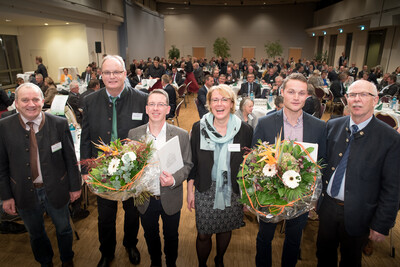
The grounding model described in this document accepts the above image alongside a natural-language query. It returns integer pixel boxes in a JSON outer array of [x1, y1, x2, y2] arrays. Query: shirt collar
[[20, 112, 42, 127], [283, 108, 303, 126], [106, 86, 124, 101], [146, 122, 167, 139], [349, 115, 373, 132]]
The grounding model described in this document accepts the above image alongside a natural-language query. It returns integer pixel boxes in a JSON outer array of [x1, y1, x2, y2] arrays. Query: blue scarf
[[200, 113, 242, 210]]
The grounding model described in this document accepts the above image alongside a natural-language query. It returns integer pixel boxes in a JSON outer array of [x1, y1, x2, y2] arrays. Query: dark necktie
[[331, 124, 359, 197], [248, 83, 253, 96], [27, 122, 39, 180], [110, 97, 118, 141]]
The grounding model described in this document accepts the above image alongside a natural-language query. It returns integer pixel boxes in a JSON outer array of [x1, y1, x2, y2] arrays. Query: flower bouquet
[[238, 135, 322, 223], [81, 138, 160, 203]]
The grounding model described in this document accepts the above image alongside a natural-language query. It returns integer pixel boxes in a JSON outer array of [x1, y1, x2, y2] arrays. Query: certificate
[[158, 136, 184, 174]]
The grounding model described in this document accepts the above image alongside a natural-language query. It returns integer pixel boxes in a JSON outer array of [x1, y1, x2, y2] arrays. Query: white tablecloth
[[58, 66, 79, 82], [236, 98, 275, 119], [57, 83, 87, 94], [17, 71, 35, 82], [135, 79, 158, 90]]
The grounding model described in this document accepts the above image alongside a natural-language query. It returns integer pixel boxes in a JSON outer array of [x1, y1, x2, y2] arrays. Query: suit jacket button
[[26, 148, 29, 152], [107, 131, 110, 135], [322, 193, 325, 197], [346, 138, 349, 142], [26, 163, 30, 166], [331, 167, 335, 171], [28, 177, 31, 180], [339, 153, 343, 157], [360, 131, 364, 136], [325, 180, 328, 184], [108, 117, 112, 120], [30, 189, 33, 192]]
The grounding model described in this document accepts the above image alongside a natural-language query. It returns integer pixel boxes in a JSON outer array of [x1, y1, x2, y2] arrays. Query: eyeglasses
[[102, 71, 124, 77], [347, 92, 376, 98], [148, 103, 168, 108], [211, 98, 231, 104]]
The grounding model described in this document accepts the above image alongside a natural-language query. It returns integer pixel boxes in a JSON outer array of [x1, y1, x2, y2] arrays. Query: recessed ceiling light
[[323, 31, 326, 35], [360, 25, 365, 31], [5, 19, 11, 22], [224, 2, 227, 5], [44, 23, 49, 26], [264, 2, 266, 4], [339, 28, 343, 33], [312, 33, 315, 36]]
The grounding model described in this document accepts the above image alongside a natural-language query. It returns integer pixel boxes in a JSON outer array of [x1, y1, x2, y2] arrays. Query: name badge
[[132, 113, 143, 121], [51, 142, 62, 153], [228, 143, 241, 152]]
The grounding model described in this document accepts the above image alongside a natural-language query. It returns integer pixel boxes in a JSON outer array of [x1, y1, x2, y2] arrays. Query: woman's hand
[[187, 180, 195, 212]]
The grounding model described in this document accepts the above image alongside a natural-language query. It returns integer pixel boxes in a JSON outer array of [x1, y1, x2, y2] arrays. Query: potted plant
[[168, 45, 180, 60], [213, 37, 231, 58], [264, 40, 283, 59]]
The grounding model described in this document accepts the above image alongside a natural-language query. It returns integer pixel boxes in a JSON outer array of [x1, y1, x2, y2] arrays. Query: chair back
[[185, 81, 192, 92], [320, 103, 326, 119], [376, 112, 398, 129], [340, 96, 347, 106], [175, 100, 184, 117], [380, 95, 392, 103], [315, 87, 325, 100], [177, 84, 186, 97]]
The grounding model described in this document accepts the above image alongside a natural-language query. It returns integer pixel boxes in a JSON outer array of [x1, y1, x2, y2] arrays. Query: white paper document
[[50, 95, 69, 115], [158, 136, 184, 174], [295, 141, 318, 162]]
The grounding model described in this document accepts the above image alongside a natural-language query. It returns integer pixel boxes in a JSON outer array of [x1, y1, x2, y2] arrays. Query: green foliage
[[264, 40, 283, 59], [168, 45, 180, 60], [213, 37, 231, 58], [314, 50, 328, 62]]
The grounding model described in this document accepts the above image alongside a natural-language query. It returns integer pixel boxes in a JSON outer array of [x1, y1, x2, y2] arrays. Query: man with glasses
[[239, 74, 261, 98], [128, 89, 192, 267], [80, 55, 148, 267], [317, 80, 400, 266], [253, 73, 326, 267]]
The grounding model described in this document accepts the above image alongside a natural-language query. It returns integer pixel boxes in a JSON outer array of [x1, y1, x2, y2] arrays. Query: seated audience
[[303, 84, 322, 118], [161, 74, 177, 119], [267, 95, 284, 115], [171, 66, 183, 86], [43, 77, 58, 108], [239, 74, 261, 98], [67, 81, 82, 124], [379, 74, 399, 97], [80, 79, 100, 108], [235, 97, 258, 129]]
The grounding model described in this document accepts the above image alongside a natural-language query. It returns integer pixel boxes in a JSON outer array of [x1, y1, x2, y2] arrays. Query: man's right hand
[[3, 198, 17, 215]]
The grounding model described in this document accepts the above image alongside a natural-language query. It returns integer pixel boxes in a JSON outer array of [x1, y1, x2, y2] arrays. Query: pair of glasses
[[211, 98, 230, 104], [148, 103, 168, 108], [102, 71, 124, 76], [347, 92, 376, 98]]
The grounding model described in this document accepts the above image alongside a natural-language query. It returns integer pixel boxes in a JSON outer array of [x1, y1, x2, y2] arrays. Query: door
[[365, 30, 386, 69], [192, 47, 205, 59], [242, 47, 255, 60], [288, 48, 302, 62]]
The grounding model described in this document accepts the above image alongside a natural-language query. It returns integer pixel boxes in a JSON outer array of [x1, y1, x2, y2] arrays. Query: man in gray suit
[[128, 89, 193, 267]]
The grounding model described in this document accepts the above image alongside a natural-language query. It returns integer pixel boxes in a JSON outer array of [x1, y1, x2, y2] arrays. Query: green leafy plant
[[314, 50, 328, 62], [213, 37, 231, 58], [264, 40, 283, 59], [168, 45, 180, 60]]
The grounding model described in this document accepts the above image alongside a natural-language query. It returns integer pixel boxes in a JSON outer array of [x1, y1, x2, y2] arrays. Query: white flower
[[282, 170, 301, 189], [122, 152, 137, 164], [262, 164, 277, 177], [108, 158, 121, 175]]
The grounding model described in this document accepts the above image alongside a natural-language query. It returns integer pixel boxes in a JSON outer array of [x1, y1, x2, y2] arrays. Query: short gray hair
[[15, 83, 44, 100], [101, 55, 126, 70], [69, 80, 80, 90]]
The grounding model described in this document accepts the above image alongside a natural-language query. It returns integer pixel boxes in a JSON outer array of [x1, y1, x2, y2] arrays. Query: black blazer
[[252, 109, 327, 162], [321, 116, 400, 236], [197, 85, 209, 119], [80, 86, 148, 172], [0, 113, 81, 209], [164, 84, 177, 119], [129, 75, 142, 88], [189, 121, 253, 194], [380, 84, 399, 97], [330, 80, 345, 102], [172, 72, 183, 86], [239, 82, 262, 98]]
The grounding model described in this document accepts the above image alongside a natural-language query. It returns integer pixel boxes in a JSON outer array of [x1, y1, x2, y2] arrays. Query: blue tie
[[330, 124, 359, 197]]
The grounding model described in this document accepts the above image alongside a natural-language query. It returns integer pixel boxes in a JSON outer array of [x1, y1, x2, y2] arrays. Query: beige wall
[[163, 4, 316, 62], [86, 23, 120, 65]]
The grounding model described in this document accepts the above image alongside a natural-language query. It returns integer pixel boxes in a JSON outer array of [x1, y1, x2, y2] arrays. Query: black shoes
[[0, 221, 27, 234], [126, 247, 141, 265], [97, 255, 114, 267]]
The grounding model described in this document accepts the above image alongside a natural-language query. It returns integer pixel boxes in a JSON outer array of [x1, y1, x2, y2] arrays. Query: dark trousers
[[140, 197, 181, 267], [18, 187, 73, 266], [97, 196, 139, 257], [256, 212, 308, 267], [316, 195, 368, 267]]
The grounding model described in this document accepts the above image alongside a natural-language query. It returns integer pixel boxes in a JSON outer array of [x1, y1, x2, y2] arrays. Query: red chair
[[376, 112, 398, 129], [380, 95, 392, 103], [315, 87, 326, 101]]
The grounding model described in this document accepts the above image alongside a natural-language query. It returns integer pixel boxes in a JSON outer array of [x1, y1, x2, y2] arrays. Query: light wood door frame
[[192, 47, 206, 59], [288, 48, 302, 63], [242, 47, 256, 60]]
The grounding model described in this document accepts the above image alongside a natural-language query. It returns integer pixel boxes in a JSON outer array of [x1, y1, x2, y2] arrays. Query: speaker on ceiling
[[95, 42, 102, 53]]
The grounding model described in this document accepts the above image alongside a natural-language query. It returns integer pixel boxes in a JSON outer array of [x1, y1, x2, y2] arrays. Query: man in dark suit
[[81, 65, 92, 84], [67, 81, 82, 125], [35, 56, 48, 78], [357, 65, 369, 79], [328, 66, 339, 82], [253, 73, 327, 267], [317, 80, 400, 266], [80, 79, 100, 109], [171, 66, 183, 86], [193, 62, 204, 85], [330, 73, 347, 102], [129, 68, 143, 88], [161, 74, 176, 119], [0, 83, 81, 266], [378, 74, 399, 97], [196, 75, 213, 119], [262, 68, 278, 85], [349, 63, 358, 79], [239, 74, 261, 98], [128, 89, 193, 267], [80, 55, 148, 267]]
